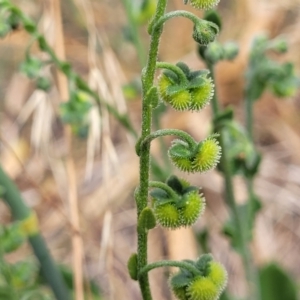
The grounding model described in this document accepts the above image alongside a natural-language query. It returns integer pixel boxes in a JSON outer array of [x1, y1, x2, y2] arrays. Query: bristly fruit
[[187, 277, 218, 300], [169, 136, 221, 173], [192, 136, 221, 172], [190, 77, 214, 110]]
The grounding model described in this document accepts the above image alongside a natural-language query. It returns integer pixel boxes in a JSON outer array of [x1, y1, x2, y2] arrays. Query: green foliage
[[0, 222, 26, 253], [246, 34, 299, 101], [138, 208, 156, 232], [127, 254, 138, 281], [259, 263, 298, 300]]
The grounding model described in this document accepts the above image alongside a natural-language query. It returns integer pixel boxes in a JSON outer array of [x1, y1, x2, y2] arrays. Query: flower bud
[[204, 42, 224, 64], [223, 42, 239, 60], [189, 0, 220, 10], [193, 20, 219, 46]]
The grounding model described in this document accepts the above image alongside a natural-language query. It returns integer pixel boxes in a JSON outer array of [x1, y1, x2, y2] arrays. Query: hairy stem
[[137, 0, 167, 299], [149, 181, 178, 199], [139, 260, 201, 278], [156, 61, 188, 84]]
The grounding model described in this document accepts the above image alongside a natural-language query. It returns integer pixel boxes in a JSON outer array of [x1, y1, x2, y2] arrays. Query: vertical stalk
[[52, 1, 84, 299], [0, 166, 70, 300], [245, 94, 254, 141], [244, 94, 262, 300], [208, 65, 257, 300], [137, 1, 167, 299]]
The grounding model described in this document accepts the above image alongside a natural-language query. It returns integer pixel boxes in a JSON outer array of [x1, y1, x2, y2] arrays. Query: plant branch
[[139, 260, 201, 278], [0, 166, 70, 300]]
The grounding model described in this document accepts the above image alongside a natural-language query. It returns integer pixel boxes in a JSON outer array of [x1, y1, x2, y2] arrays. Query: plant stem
[[139, 260, 201, 278], [244, 94, 262, 300], [208, 65, 257, 300], [140, 128, 197, 152], [0, 166, 70, 300], [156, 62, 188, 84], [137, 0, 167, 298], [245, 94, 254, 141]]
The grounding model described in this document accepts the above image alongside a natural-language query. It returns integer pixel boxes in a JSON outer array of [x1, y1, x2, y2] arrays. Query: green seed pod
[[193, 20, 219, 46], [180, 191, 205, 227], [192, 137, 221, 172], [170, 90, 192, 111], [205, 42, 224, 64], [153, 203, 181, 229], [190, 77, 214, 110], [189, 0, 220, 10], [168, 140, 194, 172], [187, 277, 218, 300], [207, 262, 227, 292]]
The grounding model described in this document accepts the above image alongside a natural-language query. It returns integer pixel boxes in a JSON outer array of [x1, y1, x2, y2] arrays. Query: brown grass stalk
[[51, 0, 84, 299]]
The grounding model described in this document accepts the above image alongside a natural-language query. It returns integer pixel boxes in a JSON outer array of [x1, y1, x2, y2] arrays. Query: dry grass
[[1, 0, 300, 299]]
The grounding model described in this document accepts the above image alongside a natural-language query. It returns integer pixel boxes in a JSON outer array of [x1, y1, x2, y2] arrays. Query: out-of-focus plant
[[0, 0, 137, 138], [126, 0, 230, 299], [196, 9, 299, 300]]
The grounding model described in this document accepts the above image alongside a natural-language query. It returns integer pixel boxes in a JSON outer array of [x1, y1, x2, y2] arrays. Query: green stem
[[0, 166, 70, 300], [149, 181, 178, 199], [244, 94, 262, 300], [137, 0, 168, 299], [156, 62, 188, 84], [208, 65, 257, 300], [245, 94, 254, 141], [152, 10, 200, 32], [139, 260, 201, 278], [122, 0, 147, 66], [140, 128, 197, 152]]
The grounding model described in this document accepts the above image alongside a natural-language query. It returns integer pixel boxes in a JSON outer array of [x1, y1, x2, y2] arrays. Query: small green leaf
[[259, 263, 297, 300], [145, 86, 159, 108], [176, 62, 191, 77], [138, 208, 156, 232], [166, 175, 184, 195], [203, 10, 222, 31], [127, 254, 138, 281], [195, 254, 213, 276]]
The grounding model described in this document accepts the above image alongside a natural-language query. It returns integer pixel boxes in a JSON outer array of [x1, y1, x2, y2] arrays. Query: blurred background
[[1, 0, 300, 299]]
